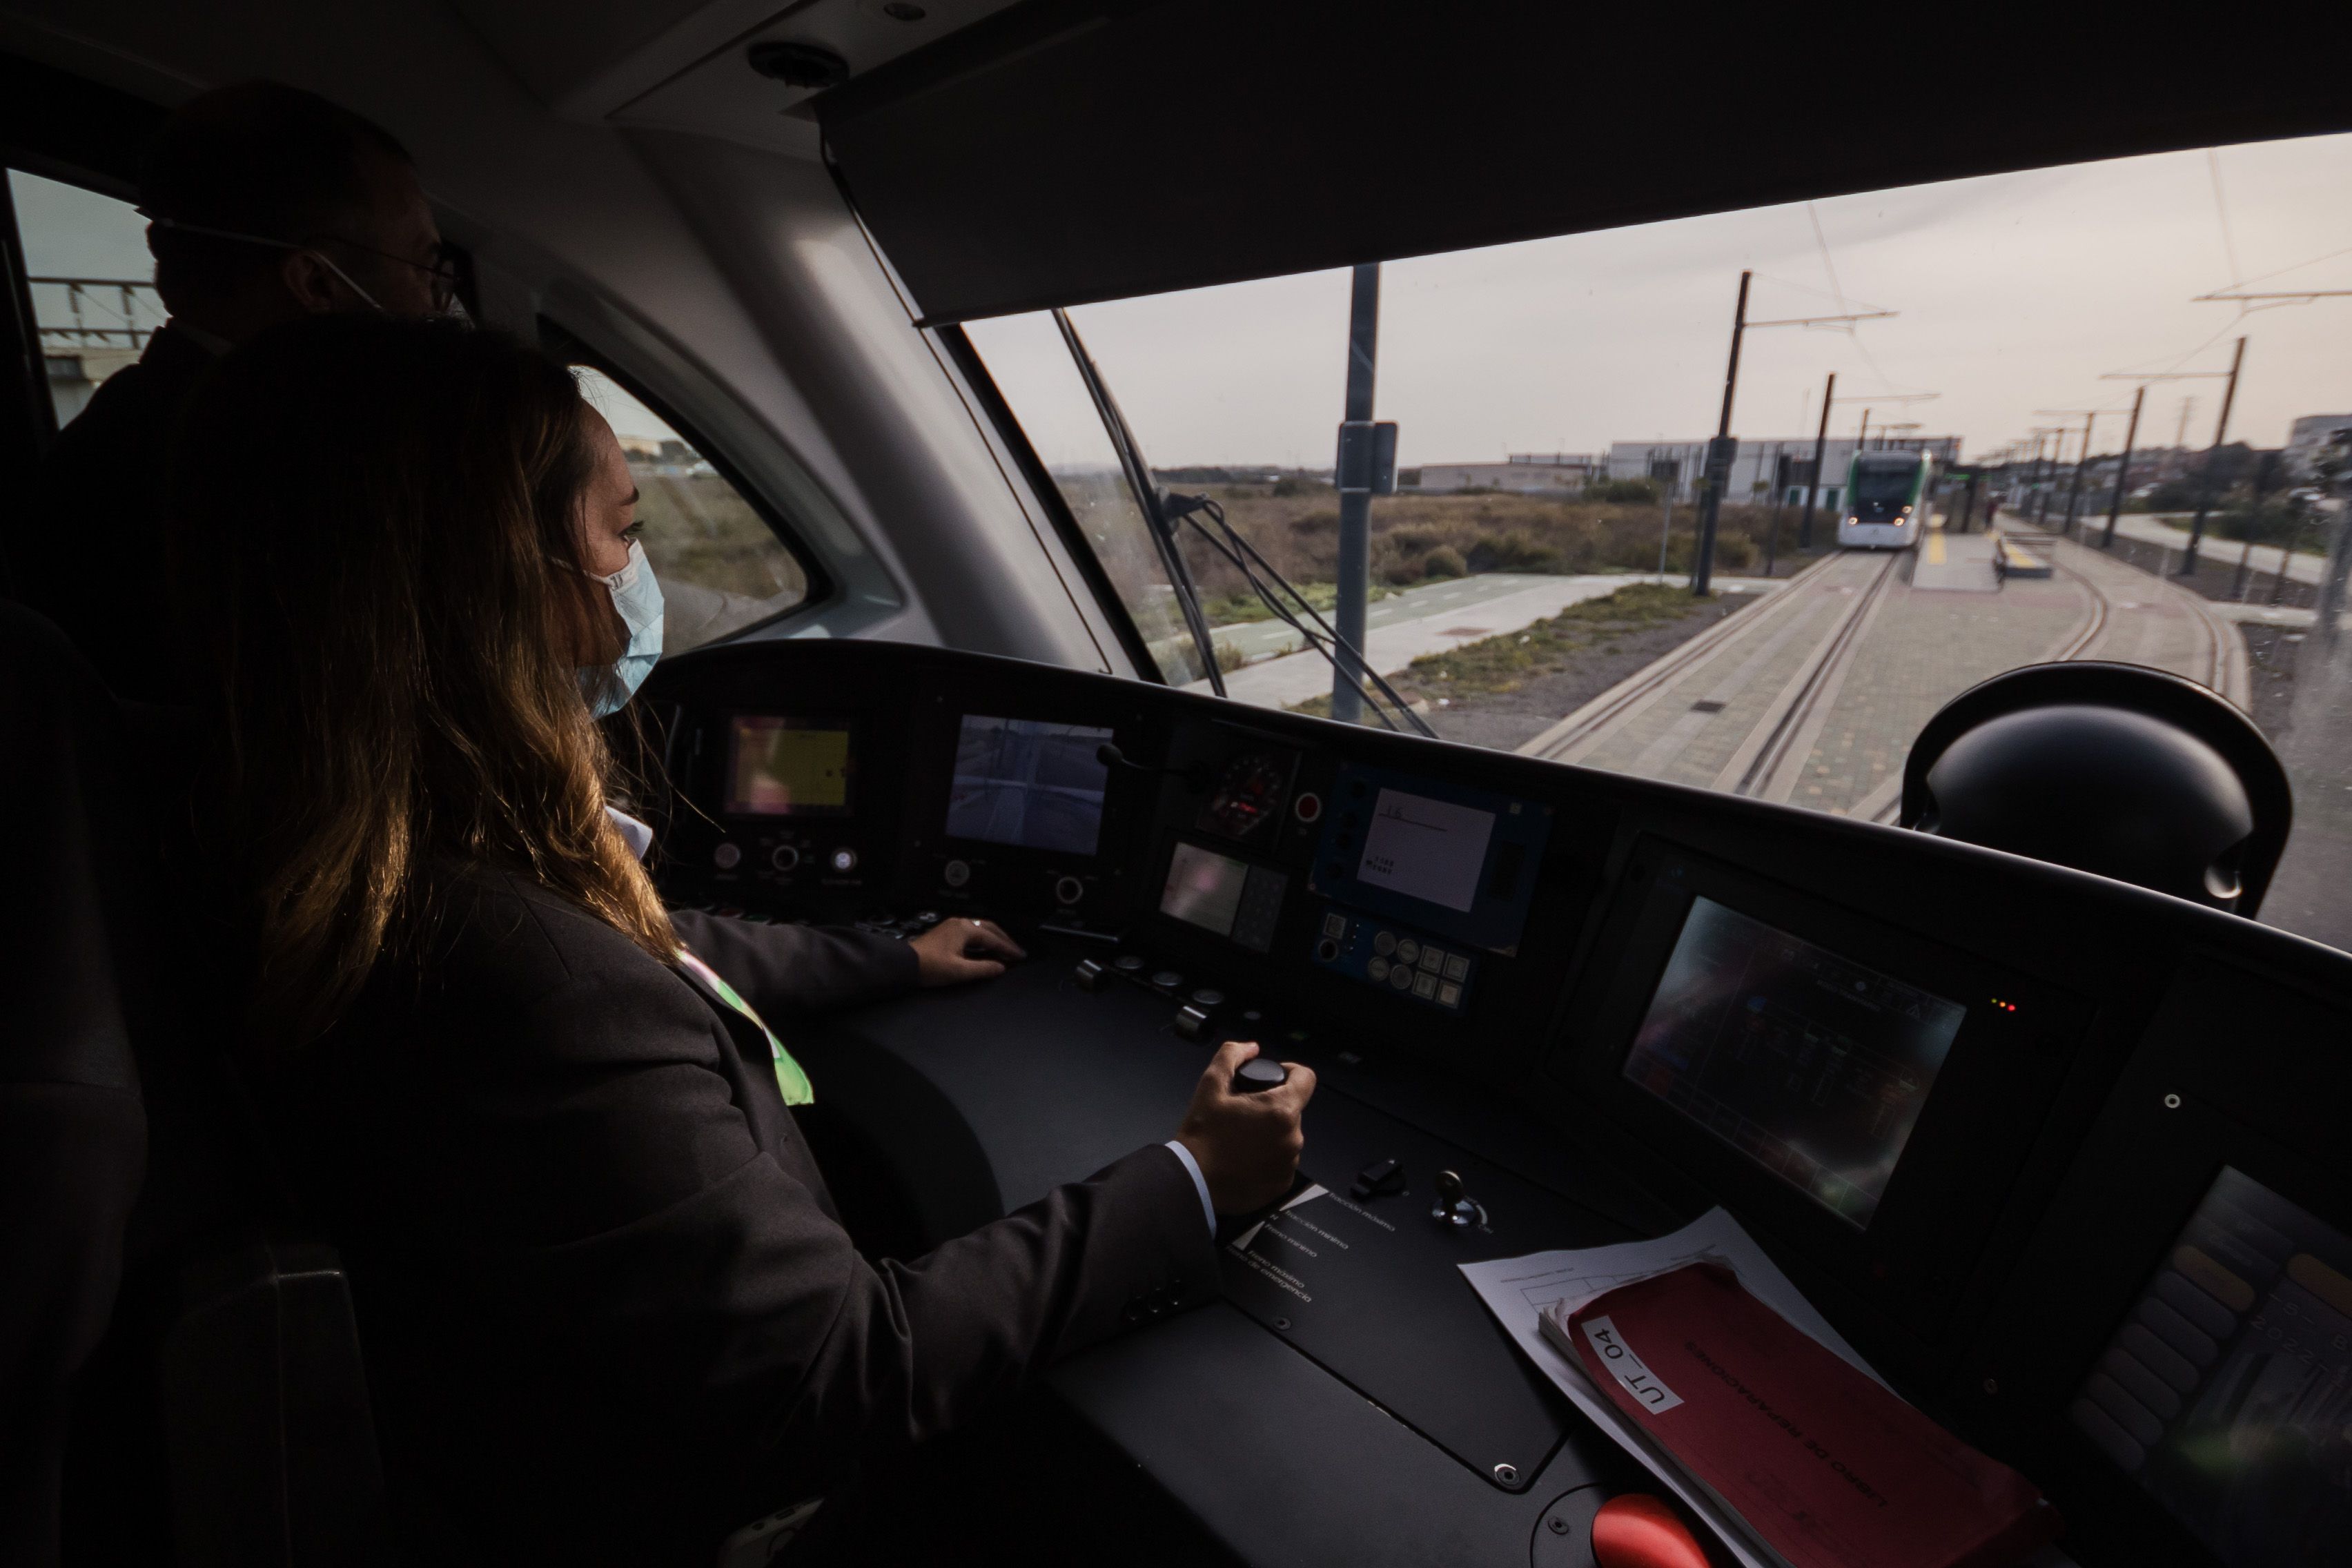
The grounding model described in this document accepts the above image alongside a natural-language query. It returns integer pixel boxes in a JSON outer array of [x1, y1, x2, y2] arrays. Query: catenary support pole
[[2064, 413, 2095, 536], [1799, 371, 1834, 549], [2103, 384, 2144, 549], [1330, 264, 1381, 724], [1692, 271, 1751, 596], [2181, 336, 2246, 576]]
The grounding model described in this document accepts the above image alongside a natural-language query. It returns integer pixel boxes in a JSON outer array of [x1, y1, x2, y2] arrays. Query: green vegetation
[[1200, 578, 1395, 627], [1175, 489, 1802, 601], [1286, 581, 1711, 717]]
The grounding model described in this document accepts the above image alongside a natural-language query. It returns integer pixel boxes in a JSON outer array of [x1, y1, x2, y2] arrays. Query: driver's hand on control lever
[[1176, 1040, 1316, 1214], [908, 917, 1026, 986]]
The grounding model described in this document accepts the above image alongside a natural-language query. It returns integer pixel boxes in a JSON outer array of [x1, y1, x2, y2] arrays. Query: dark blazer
[[11, 326, 217, 705], [262, 865, 1217, 1567]]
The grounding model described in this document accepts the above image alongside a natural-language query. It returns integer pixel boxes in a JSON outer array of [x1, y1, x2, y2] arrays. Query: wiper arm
[[1050, 308, 1225, 696], [1162, 491, 1437, 739]]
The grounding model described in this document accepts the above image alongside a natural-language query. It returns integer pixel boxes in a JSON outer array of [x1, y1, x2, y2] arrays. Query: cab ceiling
[[811, 0, 2352, 324]]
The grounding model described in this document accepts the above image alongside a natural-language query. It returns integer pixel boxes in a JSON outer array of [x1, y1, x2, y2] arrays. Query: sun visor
[[818, 0, 2349, 324]]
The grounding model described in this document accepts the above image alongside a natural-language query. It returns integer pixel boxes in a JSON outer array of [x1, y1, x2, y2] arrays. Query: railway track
[[1730, 552, 1899, 799], [1518, 551, 1850, 764]]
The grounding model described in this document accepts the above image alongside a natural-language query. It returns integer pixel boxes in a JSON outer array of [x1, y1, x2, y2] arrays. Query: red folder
[[1561, 1264, 2059, 1568]]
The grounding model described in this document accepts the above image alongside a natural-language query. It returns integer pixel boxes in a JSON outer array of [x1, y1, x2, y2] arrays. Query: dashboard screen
[[1623, 896, 1964, 1228], [945, 716, 1113, 856], [725, 717, 852, 816], [1161, 841, 1286, 952], [2072, 1168, 2352, 1567], [1164, 841, 1248, 934], [1312, 765, 1549, 954], [1358, 788, 1493, 913]]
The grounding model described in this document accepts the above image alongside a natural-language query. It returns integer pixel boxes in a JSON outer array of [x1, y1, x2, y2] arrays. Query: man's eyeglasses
[[145, 215, 464, 315]]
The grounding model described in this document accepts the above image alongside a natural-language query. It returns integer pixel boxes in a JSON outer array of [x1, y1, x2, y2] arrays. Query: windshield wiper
[[1052, 309, 1226, 696], [1159, 491, 1436, 738]]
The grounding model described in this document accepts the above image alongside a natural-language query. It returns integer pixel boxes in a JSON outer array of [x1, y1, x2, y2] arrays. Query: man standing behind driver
[[10, 79, 1033, 1005], [12, 82, 450, 703]]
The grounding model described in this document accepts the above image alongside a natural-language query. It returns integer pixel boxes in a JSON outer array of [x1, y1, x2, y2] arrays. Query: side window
[[7, 168, 164, 428], [567, 363, 817, 654]]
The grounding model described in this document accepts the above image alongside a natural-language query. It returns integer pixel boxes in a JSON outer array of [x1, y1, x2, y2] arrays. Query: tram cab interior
[[3, 6, 2350, 1567]]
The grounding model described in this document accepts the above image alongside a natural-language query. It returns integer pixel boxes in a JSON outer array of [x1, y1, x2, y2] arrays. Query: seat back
[[159, 1241, 393, 1568], [0, 603, 148, 1568], [0, 600, 393, 1565]]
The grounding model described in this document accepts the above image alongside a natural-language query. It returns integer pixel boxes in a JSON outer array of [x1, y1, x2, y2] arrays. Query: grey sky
[[978, 131, 2352, 470], [22, 128, 2352, 471]]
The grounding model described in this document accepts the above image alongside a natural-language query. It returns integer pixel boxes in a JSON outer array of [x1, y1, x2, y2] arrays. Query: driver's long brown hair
[[171, 315, 676, 1047]]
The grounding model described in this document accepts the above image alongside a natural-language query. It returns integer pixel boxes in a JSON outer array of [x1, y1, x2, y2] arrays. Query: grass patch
[[1285, 581, 1718, 718], [1202, 579, 1397, 627]]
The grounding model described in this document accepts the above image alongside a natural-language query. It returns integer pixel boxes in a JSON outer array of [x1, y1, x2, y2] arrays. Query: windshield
[[961, 313, 1210, 686], [962, 131, 2352, 953], [1852, 461, 1921, 505]]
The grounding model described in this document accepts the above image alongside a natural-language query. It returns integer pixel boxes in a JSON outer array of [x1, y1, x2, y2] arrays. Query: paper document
[[1462, 1211, 2077, 1568], [1460, 1209, 1874, 1568]]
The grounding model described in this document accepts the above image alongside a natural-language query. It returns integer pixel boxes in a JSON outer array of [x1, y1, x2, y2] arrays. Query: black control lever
[[1232, 1058, 1288, 1093], [1097, 742, 1211, 794], [1431, 1169, 1487, 1229]]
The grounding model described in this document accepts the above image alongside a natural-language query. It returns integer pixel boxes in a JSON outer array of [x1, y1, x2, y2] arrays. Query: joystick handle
[[1232, 1058, 1289, 1094]]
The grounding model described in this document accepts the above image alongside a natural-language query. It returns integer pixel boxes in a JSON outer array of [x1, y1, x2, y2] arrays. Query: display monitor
[[1161, 841, 1285, 952], [2071, 1167, 2352, 1567], [1623, 896, 1966, 1229], [1311, 764, 1549, 954], [725, 717, 852, 816], [1358, 788, 1493, 914], [944, 716, 1114, 856]]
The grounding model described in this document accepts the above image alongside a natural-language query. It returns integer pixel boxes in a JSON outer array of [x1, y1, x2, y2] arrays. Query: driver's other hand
[[1175, 1039, 1315, 1215], [909, 917, 1026, 987]]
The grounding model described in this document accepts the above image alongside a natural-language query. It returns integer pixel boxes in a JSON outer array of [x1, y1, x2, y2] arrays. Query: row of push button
[[1317, 913, 1467, 1010]]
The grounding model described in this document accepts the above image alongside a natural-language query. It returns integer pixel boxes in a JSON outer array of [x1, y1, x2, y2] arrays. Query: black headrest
[[1901, 662, 2291, 915]]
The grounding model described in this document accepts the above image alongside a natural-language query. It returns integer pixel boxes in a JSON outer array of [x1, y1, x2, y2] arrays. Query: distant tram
[[1838, 450, 1936, 549]]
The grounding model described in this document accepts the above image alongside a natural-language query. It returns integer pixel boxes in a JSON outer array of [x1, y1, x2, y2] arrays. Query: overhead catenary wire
[[2208, 149, 2244, 289]]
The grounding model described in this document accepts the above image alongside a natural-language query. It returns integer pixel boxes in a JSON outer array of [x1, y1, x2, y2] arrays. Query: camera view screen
[[1623, 897, 1965, 1228], [725, 718, 851, 816], [944, 716, 1113, 856], [1357, 787, 1496, 914], [2071, 1167, 2352, 1567], [1160, 841, 1286, 952], [1163, 841, 1248, 935]]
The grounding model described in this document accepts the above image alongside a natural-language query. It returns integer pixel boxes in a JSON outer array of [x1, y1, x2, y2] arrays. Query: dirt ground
[[1368, 584, 1759, 752]]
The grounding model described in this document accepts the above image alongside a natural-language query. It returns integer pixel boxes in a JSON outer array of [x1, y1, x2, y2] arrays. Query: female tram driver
[[168, 315, 1315, 1565]]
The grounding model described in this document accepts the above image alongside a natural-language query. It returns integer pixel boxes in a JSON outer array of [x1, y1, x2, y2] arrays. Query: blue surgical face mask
[[578, 539, 665, 718]]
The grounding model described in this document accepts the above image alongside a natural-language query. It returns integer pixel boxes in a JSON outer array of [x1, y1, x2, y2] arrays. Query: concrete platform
[[1912, 530, 1998, 592]]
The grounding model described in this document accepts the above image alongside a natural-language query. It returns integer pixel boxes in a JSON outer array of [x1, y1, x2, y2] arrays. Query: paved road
[[1193, 571, 1773, 710], [1520, 527, 2245, 821], [2092, 511, 2326, 587]]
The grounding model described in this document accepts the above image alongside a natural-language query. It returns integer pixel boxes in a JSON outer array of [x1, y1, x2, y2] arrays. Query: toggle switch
[[1351, 1158, 1407, 1200]]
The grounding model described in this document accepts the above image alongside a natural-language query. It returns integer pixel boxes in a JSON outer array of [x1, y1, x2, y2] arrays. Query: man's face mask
[[578, 540, 665, 718]]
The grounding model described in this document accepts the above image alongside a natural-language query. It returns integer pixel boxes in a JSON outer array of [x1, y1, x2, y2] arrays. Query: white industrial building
[[1606, 435, 1963, 508], [1410, 453, 1598, 492]]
